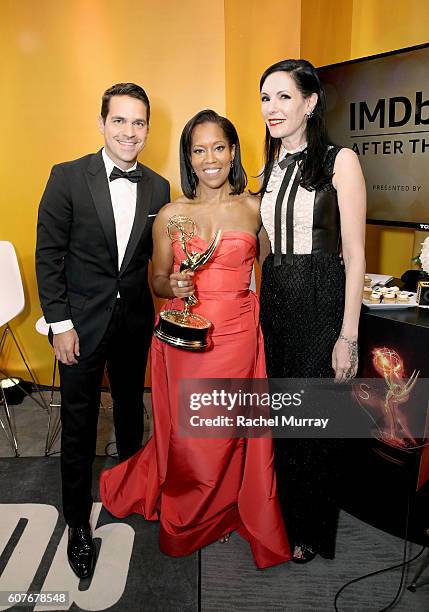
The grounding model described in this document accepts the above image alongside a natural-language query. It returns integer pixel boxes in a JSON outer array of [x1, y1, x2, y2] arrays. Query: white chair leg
[[0, 386, 19, 456], [0, 325, 49, 411], [44, 363, 115, 456], [0, 323, 52, 456], [45, 356, 61, 456]]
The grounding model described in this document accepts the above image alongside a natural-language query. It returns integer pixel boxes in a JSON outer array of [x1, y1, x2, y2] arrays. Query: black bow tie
[[109, 166, 143, 183], [274, 149, 307, 268], [278, 149, 306, 170]]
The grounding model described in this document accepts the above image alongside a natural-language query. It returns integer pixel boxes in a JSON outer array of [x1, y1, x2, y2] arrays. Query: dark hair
[[259, 59, 332, 195], [101, 83, 150, 124], [179, 109, 247, 199]]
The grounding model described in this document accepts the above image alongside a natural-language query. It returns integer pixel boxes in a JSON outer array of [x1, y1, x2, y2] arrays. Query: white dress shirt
[[50, 149, 137, 334]]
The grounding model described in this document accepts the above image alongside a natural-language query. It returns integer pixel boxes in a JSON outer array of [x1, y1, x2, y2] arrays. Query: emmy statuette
[[154, 215, 221, 350]]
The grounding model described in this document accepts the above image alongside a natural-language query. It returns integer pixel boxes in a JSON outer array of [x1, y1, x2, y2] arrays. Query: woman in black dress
[[258, 59, 366, 562]]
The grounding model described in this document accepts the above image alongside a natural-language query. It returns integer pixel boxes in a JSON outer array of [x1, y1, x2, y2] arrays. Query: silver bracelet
[[339, 333, 358, 372], [338, 333, 358, 347]]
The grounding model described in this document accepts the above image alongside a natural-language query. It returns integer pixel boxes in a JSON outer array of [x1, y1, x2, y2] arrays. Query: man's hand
[[53, 329, 80, 365]]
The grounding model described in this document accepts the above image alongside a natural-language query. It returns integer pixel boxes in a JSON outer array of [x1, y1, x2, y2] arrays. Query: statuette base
[[154, 309, 211, 351]]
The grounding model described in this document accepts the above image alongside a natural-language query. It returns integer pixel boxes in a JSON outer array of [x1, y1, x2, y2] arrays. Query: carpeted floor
[[201, 512, 428, 611], [1, 394, 428, 611], [0, 457, 196, 612]]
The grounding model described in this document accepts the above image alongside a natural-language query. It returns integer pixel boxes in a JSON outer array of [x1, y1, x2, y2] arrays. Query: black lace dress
[[260, 145, 345, 558]]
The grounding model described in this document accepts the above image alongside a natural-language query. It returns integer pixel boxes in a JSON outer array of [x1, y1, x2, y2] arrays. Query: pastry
[[397, 292, 410, 303], [383, 292, 396, 302], [369, 292, 381, 303]]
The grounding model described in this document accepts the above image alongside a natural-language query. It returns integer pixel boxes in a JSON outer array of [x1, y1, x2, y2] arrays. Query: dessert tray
[[363, 291, 417, 310]]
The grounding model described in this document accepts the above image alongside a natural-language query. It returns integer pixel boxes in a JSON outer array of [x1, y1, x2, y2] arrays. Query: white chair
[[35, 316, 62, 455], [0, 241, 48, 456]]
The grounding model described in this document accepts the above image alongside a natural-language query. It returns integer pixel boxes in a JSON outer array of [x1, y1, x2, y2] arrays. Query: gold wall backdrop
[[301, 0, 353, 67], [301, 0, 429, 277], [0, 0, 226, 384], [224, 0, 301, 290], [225, 0, 301, 193]]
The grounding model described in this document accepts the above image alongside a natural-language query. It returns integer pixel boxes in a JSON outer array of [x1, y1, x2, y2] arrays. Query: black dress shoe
[[67, 525, 95, 579]]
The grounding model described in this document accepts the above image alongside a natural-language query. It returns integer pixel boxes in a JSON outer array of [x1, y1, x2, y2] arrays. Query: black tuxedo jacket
[[36, 150, 170, 358]]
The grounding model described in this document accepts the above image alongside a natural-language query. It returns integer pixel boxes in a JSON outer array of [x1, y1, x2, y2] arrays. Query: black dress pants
[[59, 298, 152, 526]]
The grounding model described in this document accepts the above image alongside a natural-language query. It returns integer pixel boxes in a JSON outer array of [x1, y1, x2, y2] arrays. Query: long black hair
[[259, 59, 333, 195], [179, 109, 247, 199]]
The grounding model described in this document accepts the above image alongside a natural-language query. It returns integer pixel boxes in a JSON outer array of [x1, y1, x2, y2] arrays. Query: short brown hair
[[101, 83, 150, 124]]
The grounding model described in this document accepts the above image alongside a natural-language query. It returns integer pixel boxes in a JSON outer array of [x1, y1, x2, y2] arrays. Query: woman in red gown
[[100, 110, 291, 569]]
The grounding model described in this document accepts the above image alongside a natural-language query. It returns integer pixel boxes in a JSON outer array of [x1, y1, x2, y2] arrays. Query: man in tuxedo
[[36, 83, 170, 578]]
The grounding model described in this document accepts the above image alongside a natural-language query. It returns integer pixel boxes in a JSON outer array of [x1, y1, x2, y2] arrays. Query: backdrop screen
[[318, 44, 429, 229]]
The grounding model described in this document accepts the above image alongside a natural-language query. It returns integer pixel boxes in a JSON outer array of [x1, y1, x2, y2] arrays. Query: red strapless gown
[[100, 231, 291, 569]]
